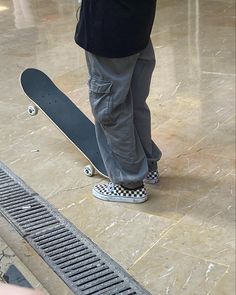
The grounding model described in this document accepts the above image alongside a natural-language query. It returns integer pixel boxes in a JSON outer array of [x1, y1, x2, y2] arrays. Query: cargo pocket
[[88, 77, 113, 126]]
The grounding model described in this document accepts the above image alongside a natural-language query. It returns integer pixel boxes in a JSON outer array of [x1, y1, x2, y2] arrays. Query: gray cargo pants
[[85, 40, 162, 189]]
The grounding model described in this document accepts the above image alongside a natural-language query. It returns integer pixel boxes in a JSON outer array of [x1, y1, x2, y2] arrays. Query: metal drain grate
[[0, 162, 150, 295]]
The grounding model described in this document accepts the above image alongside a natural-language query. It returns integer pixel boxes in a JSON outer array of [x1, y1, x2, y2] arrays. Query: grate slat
[[70, 264, 109, 283], [79, 272, 119, 289], [6, 204, 45, 215], [22, 216, 57, 230], [47, 243, 86, 258], [58, 253, 98, 269], [0, 184, 22, 194], [98, 284, 135, 295], [30, 225, 66, 241], [0, 162, 150, 294], [50, 245, 88, 261], [24, 220, 60, 234], [83, 277, 124, 295], [1, 198, 38, 209], [40, 235, 76, 249], [0, 191, 31, 202], [53, 249, 93, 265], [17, 211, 50, 224], [67, 262, 105, 279], [64, 257, 101, 274]]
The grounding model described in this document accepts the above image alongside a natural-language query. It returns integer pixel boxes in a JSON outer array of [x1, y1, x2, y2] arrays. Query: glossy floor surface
[[0, 0, 235, 294]]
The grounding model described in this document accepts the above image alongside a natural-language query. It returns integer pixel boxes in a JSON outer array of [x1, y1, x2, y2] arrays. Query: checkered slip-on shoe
[[144, 171, 160, 184], [92, 182, 148, 203]]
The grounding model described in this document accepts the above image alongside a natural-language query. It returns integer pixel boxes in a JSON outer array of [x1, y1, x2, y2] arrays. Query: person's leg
[[131, 40, 162, 182], [85, 51, 148, 198]]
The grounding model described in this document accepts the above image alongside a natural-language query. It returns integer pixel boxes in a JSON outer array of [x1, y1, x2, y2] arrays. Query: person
[[0, 283, 44, 295], [74, 0, 162, 203]]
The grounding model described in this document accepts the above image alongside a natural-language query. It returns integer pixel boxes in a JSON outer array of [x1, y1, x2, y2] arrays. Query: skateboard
[[20, 68, 108, 178]]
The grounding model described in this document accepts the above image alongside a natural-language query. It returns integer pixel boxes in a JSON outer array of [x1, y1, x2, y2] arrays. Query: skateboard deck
[[20, 68, 108, 178]]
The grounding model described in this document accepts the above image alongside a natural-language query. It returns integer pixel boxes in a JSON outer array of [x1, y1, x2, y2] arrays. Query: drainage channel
[[0, 161, 150, 295]]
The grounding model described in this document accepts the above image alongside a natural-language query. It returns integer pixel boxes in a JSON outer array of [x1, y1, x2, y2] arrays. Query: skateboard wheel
[[28, 105, 38, 116], [83, 165, 95, 177]]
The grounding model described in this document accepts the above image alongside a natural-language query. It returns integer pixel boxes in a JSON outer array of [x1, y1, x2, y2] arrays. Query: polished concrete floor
[[0, 0, 235, 294]]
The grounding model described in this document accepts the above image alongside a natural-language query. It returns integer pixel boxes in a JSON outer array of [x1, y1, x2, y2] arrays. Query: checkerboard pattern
[[144, 171, 159, 184], [93, 182, 148, 203]]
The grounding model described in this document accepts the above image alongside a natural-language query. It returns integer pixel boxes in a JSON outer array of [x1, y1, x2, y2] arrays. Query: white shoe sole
[[92, 189, 148, 203]]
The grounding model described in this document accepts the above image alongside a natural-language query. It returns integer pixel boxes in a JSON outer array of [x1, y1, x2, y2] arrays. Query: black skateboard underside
[[20, 68, 107, 177]]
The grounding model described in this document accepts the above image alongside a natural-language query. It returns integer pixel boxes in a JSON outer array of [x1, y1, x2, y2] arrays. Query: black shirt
[[74, 0, 156, 58]]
